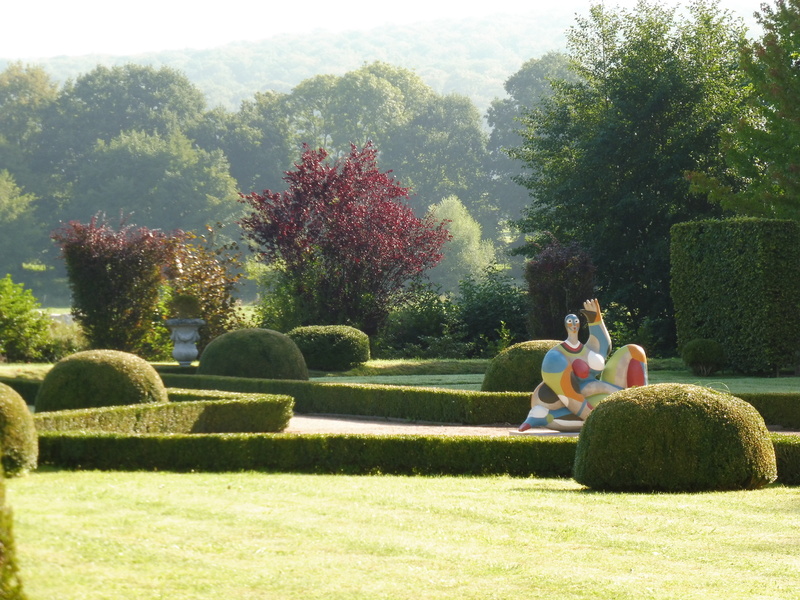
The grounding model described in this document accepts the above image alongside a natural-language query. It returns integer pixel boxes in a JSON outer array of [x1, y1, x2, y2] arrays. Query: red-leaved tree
[[239, 143, 450, 335], [524, 234, 596, 340], [52, 216, 173, 355]]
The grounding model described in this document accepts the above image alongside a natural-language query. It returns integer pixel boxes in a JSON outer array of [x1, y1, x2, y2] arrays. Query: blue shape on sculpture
[[519, 299, 648, 432]]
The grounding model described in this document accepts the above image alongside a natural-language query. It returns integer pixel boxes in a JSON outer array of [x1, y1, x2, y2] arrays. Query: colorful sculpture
[[519, 299, 648, 432]]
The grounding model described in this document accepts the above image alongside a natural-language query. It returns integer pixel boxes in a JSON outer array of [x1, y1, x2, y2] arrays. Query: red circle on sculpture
[[572, 359, 590, 379]]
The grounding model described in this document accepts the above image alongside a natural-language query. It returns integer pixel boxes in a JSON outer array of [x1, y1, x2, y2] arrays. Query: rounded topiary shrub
[[35, 349, 168, 413], [0, 383, 37, 477], [481, 340, 560, 392], [287, 325, 370, 371], [681, 338, 725, 376], [0, 459, 26, 599], [574, 383, 777, 492], [197, 328, 308, 380]]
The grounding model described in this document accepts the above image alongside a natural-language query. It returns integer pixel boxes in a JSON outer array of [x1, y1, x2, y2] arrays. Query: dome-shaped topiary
[[0, 457, 26, 598], [35, 349, 168, 413], [197, 328, 308, 380], [574, 383, 777, 492], [681, 338, 726, 376], [0, 383, 37, 477], [481, 340, 560, 392], [287, 325, 370, 371]]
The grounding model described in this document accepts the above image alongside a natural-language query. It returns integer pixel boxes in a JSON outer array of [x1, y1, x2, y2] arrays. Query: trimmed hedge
[[0, 378, 39, 405], [671, 218, 800, 374], [573, 384, 777, 491], [287, 325, 371, 371], [37, 431, 576, 476], [681, 338, 725, 376], [481, 340, 560, 392], [0, 384, 37, 477], [197, 328, 308, 380], [163, 373, 800, 429], [34, 395, 293, 435], [0, 461, 26, 599], [10, 371, 800, 430], [772, 434, 800, 486], [35, 350, 168, 412], [162, 373, 530, 424], [34, 430, 800, 484]]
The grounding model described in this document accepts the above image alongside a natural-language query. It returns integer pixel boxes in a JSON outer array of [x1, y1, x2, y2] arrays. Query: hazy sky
[[4, 0, 761, 59]]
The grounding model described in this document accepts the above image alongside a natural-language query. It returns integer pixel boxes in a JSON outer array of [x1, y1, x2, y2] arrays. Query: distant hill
[[1, 11, 575, 114], [0, 2, 761, 117]]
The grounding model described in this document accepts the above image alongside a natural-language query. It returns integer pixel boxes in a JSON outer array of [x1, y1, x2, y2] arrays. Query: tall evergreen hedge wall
[[670, 218, 800, 374]]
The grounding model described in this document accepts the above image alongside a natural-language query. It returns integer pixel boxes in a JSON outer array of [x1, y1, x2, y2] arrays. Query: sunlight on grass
[[8, 471, 800, 600]]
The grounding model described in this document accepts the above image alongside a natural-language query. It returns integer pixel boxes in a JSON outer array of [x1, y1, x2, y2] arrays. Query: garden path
[[283, 414, 579, 437], [283, 414, 799, 437]]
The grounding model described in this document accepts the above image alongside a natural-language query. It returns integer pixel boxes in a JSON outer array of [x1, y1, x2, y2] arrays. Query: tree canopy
[[510, 0, 746, 352], [690, 0, 800, 218], [239, 143, 450, 335]]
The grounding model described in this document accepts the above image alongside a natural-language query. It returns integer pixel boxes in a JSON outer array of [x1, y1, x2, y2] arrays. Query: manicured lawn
[[6, 358, 800, 598], [8, 471, 800, 600]]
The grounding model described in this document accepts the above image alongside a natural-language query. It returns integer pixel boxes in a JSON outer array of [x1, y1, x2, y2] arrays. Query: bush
[[162, 372, 530, 424], [29, 428, 800, 484], [481, 340, 561, 392], [524, 235, 595, 340], [374, 286, 470, 358], [163, 229, 246, 355], [287, 325, 370, 371], [35, 350, 168, 413], [0, 274, 51, 362], [0, 460, 26, 599], [35, 394, 294, 435], [51, 217, 173, 358], [671, 218, 800, 373], [197, 328, 308, 380], [38, 431, 578, 477], [574, 383, 777, 492], [456, 268, 529, 357], [681, 338, 725, 376], [0, 383, 37, 477], [39, 317, 88, 362]]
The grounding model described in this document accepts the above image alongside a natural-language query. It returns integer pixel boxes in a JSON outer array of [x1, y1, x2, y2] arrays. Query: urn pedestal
[[165, 318, 205, 366]]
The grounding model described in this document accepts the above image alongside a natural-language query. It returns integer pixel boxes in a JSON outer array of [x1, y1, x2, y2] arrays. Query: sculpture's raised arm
[[580, 298, 611, 359]]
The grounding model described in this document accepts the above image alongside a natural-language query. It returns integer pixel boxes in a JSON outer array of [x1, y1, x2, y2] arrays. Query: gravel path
[[283, 414, 579, 437], [283, 414, 796, 438]]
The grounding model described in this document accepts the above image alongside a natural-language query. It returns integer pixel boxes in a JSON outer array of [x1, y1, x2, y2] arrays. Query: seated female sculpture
[[518, 298, 648, 432]]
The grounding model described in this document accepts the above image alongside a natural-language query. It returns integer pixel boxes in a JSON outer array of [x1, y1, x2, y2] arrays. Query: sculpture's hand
[[580, 298, 602, 323]]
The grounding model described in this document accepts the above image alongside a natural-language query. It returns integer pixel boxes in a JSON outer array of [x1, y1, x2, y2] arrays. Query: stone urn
[[165, 318, 205, 366]]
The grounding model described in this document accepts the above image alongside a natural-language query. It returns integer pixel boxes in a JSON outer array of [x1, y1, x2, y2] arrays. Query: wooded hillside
[[0, 12, 571, 113]]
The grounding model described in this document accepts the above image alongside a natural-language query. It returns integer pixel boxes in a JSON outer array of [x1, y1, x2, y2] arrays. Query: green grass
[[8, 470, 800, 600], [311, 358, 491, 377]]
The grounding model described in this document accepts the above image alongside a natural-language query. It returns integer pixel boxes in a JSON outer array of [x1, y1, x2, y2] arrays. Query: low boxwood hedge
[[35, 430, 800, 484], [737, 393, 800, 430], [7, 372, 800, 430], [162, 373, 530, 424], [37, 431, 577, 476], [771, 434, 800, 486], [34, 394, 293, 435], [0, 377, 40, 405]]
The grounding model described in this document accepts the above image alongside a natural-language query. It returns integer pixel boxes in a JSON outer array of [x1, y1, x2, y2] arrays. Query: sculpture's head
[[564, 314, 580, 335]]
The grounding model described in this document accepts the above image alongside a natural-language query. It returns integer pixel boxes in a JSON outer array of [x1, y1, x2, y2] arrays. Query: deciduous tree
[[511, 0, 745, 353], [239, 143, 450, 335], [690, 0, 800, 217], [52, 216, 174, 356], [523, 234, 596, 339], [425, 196, 496, 294], [67, 130, 239, 233]]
